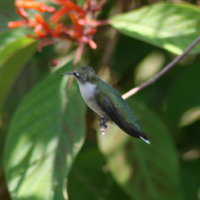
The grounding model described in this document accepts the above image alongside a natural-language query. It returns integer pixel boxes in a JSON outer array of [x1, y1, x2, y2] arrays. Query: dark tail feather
[[129, 129, 150, 144], [139, 135, 150, 144]]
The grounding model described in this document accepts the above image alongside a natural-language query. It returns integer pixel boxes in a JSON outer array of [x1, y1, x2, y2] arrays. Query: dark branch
[[122, 36, 200, 99]]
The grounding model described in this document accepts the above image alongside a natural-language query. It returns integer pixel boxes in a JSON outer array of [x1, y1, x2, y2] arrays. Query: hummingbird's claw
[[99, 117, 108, 136], [100, 127, 106, 135]]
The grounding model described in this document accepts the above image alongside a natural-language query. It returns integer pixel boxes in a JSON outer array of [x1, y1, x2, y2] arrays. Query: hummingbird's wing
[[95, 85, 150, 143]]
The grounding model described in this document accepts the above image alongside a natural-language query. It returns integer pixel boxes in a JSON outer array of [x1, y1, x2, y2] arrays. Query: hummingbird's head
[[66, 67, 97, 84]]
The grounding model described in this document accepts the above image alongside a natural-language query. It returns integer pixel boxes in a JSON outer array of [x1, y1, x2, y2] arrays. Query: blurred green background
[[0, 0, 200, 200]]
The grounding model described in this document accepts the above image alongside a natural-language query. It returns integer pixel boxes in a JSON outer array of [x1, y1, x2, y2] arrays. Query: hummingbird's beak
[[61, 71, 76, 76], [66, 71, 76, 75]]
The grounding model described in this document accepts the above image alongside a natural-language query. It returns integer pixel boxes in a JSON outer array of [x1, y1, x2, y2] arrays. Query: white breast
[[79, 82, 96, 101], [78, 82, 105, 117]]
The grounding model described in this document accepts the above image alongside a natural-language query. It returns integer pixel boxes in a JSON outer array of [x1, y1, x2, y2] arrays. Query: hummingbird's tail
[[125, 128, 150, 144], [139, 135, 151, 144], [134, 128, 150, 144], [128, 127, 150, 144]]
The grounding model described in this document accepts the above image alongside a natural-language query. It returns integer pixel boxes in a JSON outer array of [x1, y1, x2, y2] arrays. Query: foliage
[[98, 100, 182, 200], [110, 3, 200, 55], [4, 62, 86, 200], [0, 1, 200, 200]]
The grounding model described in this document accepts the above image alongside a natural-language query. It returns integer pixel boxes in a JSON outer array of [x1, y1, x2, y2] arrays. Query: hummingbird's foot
[[99, 117, 108, 135]]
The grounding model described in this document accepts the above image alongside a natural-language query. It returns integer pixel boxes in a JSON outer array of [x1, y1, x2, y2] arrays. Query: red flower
[[8, 0, 108, 52], [50, 0, 85, 24], [15, 0, 55, 12]]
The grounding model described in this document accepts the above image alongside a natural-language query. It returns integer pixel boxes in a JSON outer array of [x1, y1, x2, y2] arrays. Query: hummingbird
[[66, 67, 150, 144]]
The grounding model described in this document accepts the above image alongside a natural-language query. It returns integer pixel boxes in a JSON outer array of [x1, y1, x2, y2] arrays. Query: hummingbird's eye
[[75, 72, 86, 81], [75, 72, 81, 78]]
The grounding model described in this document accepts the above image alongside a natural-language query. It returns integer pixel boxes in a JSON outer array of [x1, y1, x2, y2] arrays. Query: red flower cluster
[[8, 0, 107, 51]]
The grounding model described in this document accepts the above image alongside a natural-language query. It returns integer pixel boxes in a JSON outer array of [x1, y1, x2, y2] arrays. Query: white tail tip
[[139, 136, 151, 144]]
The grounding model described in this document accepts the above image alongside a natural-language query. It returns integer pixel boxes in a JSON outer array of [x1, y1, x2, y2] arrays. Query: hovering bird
[[66, 67, 150, 144]]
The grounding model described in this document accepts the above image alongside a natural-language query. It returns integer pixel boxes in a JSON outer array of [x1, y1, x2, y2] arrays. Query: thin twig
[[122, 36, 200, 99]]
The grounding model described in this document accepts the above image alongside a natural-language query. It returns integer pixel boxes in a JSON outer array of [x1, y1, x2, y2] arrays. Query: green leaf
[[166, 58, 200, 127], [181, 158, 200, 200], [111, 35, 153, 78], [0, 38, 37, 110], [110, 3, 200, 55], [4, 62, 86, 200], [0, 0, 33, 49], [0, 30, 29, 52], [0, 0, 16, 31], [68, 142, 131, 200], [98, 100, 183, 200]]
